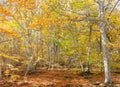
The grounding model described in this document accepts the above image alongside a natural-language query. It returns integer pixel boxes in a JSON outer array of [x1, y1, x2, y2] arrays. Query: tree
[[96, 0, 120, 84]]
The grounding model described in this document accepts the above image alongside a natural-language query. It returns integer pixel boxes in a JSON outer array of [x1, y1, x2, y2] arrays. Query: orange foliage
[[0, 27, 20, 38], [0, 4, 12, 16]]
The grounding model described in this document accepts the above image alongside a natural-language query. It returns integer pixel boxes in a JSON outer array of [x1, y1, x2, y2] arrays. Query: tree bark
[[97, 0, 112, 84], [85, 24, 92, 73], [47, 41, 52, 70]]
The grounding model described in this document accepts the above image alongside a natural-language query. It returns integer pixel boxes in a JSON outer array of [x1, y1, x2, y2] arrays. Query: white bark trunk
[[85, 25, 92, 73], [98, 0, 112, 84]]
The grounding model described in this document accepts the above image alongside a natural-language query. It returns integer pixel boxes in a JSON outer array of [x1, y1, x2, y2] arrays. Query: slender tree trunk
[[53, 42, 60, 64], [57, 43, 60, 64], [27, 30, 35, 71], [34, 31, 39, 69], [85, 25, 92, 73], [36, 32, 39, 60], [97, 0, 112, 84], [54, 43, 57, 63], [47, 41, 52, 70], [40, 28, 44, 67], [99, 36, 103, 72]]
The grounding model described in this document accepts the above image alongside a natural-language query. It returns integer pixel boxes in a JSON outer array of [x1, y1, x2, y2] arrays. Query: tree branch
[[109, 0, 120, 17]]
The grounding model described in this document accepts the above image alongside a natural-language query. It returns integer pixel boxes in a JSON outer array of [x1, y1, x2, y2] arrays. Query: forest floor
[[0, 68, 120, 87]]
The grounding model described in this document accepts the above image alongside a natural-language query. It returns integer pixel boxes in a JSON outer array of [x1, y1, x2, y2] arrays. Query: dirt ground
[[0, 68, 120, 87]]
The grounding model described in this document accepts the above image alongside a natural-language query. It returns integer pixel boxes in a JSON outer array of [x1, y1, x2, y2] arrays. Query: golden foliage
[[0, 22, 20, 38]]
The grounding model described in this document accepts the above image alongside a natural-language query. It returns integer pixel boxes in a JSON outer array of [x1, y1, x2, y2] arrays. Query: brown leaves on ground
[[0, 68, 120, 87]]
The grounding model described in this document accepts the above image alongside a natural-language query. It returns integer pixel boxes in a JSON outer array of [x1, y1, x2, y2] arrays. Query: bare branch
[[109, 0, 120, 16]]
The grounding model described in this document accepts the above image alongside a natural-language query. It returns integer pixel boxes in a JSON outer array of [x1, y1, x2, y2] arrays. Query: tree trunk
[[26, 30, 35, 71], [97, 0, 112, 84], [34, 31, 39, 70], [85, 25, 92, 73], [47, 41, 52, 70], [40, 28, 45, 67]]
